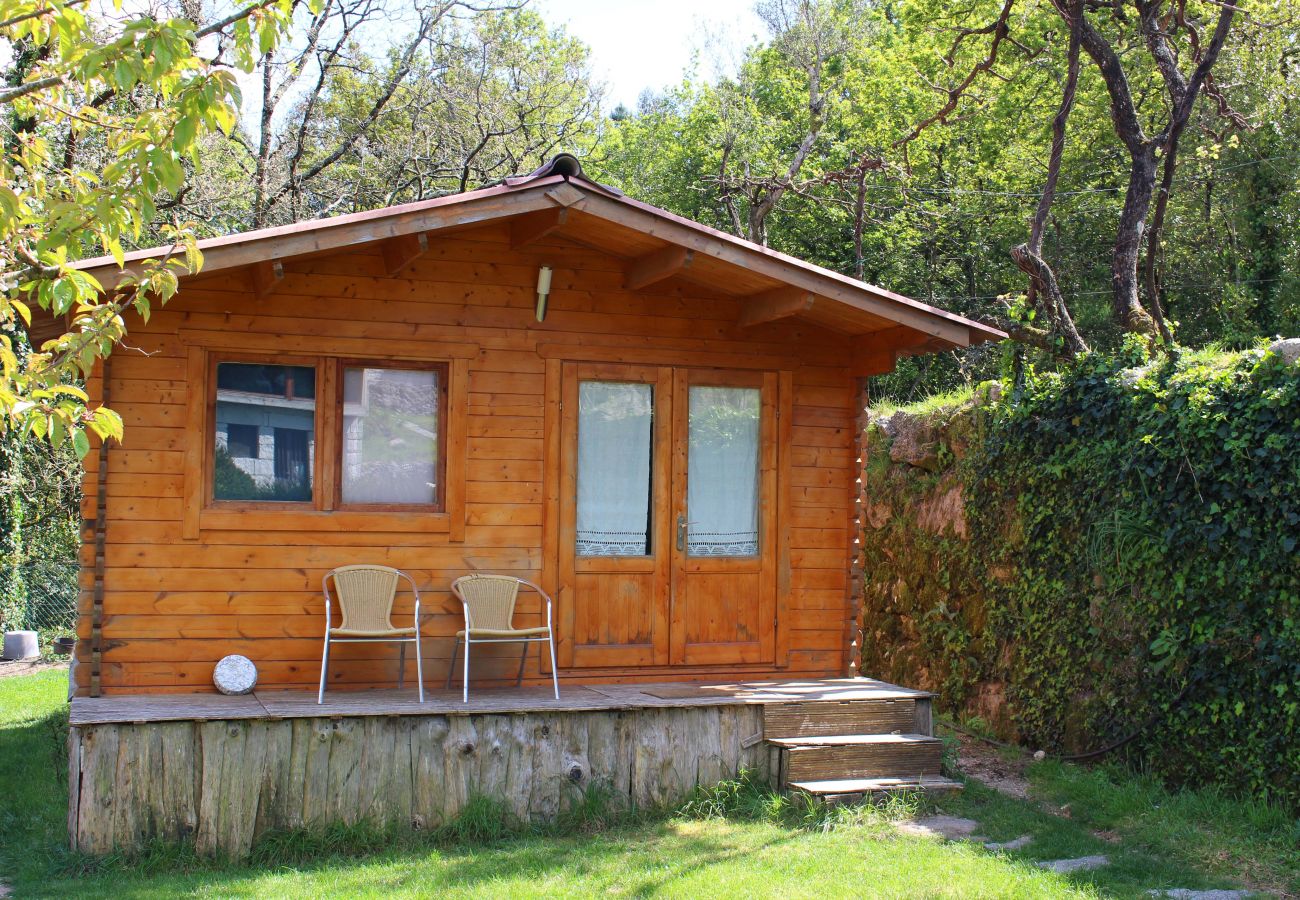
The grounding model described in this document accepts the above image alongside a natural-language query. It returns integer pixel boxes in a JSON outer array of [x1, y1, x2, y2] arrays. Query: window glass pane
[[576, 381, 653, 556], [687, 386, 760, 556], [342, 367, 440, 505], [214, 362, 315, 502]]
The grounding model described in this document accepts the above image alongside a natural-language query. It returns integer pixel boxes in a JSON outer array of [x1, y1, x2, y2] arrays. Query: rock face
[[1268, 337, 1300, 365], [881, 411, 943, 471], [915, 481, 967, 538], [863, 391, 1006, 735]]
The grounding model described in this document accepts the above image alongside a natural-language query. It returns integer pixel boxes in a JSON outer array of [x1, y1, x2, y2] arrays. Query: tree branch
[[1144, 1, 1236, 344], [894, 0, 1018, 149]]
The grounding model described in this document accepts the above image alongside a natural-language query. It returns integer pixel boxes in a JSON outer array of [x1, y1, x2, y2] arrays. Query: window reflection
[[213, 363, 316, 502], [342, 367, 440, 506]]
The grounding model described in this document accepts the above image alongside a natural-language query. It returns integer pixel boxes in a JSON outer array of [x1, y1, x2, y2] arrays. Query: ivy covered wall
[[862, 344, 1300, 807]]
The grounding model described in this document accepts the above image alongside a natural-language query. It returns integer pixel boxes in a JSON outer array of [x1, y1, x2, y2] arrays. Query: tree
[[903, 0, 1251, 350], [597, 0, 1300, 394], [1, 0, 319, 453], [178, 4, 601, 229]]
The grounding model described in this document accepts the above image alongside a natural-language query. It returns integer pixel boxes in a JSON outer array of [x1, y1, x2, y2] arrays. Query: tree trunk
[[1112, 144, 1159, 334]]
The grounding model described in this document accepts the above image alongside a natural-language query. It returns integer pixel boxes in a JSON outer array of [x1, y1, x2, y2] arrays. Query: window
[[575, 381, 654, 556], [209, 357, 446, 511], [341, 366, 443, 507], [225, 423, 259, 459], [214, 362, 316, 502], [686, 385, 760, 556]]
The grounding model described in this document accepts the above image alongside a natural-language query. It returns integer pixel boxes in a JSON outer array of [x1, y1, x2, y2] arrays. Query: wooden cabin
[[62, 157, 1002, 855], [71, 154, 1000, 698]]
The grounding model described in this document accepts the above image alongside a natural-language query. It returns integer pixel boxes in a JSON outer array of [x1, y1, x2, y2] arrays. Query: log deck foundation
[[66, 678, 943, 858]]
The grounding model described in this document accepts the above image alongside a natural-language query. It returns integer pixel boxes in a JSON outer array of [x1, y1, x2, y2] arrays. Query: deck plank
[[68, 677, 931, 725], [69, 693, 267, 725]]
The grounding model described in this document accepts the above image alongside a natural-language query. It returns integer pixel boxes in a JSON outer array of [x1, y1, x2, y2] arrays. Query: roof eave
[[73, 172, 1006, 347]]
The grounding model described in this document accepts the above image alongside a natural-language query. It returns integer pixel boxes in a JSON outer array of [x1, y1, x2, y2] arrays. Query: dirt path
[[951, 731, 1033, 800], [0, 659, 68, 680]]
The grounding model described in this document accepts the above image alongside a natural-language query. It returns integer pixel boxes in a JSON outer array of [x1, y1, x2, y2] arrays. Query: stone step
[[777, 732, 943, 783], [789, 775, 964, 798], [762, 697, 926, 740]]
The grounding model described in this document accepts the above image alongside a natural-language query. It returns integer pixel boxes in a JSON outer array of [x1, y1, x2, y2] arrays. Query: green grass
[[2, 671, 1295, 898], [868, 384, 978, 418]]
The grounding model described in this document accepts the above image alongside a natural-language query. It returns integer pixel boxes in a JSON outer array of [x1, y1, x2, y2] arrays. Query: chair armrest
[[399, 571, 422, 628], [321, 574, 333, 630], [517, 577, 555, 629]]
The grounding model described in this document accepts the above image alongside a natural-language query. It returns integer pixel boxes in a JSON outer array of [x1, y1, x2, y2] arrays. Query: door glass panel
[[214, 362, 315, 502], [687, 385, 760, 556], [576, 381, 654, 556]]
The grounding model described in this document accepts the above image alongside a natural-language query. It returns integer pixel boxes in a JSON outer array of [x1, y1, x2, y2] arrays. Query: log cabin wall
[[75, 221, 858, 695]]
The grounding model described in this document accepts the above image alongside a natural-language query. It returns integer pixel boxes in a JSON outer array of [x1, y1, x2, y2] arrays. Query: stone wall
[[859, 386, 1016, 737]]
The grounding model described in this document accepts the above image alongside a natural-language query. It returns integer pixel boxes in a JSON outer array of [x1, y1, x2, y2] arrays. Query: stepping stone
[[1146, 891, 1252, 899], [895, 815, 982, 840], [1037, 855, 1110, 874], [984, 834, 1033, 851]]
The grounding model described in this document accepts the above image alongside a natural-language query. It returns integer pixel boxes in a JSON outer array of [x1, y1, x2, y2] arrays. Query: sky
[[532, 0, 767, 109]]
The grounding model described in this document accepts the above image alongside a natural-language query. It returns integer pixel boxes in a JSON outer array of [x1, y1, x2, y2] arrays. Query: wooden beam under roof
[[509, 207, 569, 249], [624, 245, 694, 291], [583, 192, 976, 345], [849, 326, 951, 377], [380, 232, 429, 276], [736, 287, 815, 329], [250, 260, 284, 300]]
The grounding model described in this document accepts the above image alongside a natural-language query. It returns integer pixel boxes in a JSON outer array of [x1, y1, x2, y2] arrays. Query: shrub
[[863, 345, 1300, 808]]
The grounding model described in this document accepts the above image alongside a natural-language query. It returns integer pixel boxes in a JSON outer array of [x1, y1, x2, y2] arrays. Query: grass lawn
[[2, 670, 1296, 899]]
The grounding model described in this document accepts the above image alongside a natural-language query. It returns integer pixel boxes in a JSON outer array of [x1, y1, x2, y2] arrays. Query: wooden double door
[[557, 362, 778, 669]]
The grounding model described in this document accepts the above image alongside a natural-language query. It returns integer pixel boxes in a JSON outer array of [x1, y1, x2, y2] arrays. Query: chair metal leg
[[414, 630, 425, 704], [317, 636, 330, 704], [547, 630, 559, 700], [398, 642, 406, 690], [446, 636, 459, 690], [462, 636, 470, 703], [515, 639, 529, 687]]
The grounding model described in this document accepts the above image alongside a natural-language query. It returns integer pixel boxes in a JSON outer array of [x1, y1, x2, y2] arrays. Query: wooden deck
[[68, 677, 931, 725]]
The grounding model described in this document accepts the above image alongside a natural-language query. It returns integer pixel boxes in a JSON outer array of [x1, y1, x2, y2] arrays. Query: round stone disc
[[213, 654, 258, 695]]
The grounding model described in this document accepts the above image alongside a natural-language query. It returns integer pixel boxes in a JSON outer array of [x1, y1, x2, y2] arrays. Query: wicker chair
[[318, 565, 424, 704], [448, 574, 559, 702]]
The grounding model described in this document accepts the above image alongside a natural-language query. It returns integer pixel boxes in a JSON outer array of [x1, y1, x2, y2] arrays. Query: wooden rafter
[[624, 245, 694, 291], [510, 208, 568, 250], [736, 288, 815, 329], [849, 326, 953, 377], [543, 183, 586, 208], [380, 232, 429, 276], [250, 260, 284, 300]]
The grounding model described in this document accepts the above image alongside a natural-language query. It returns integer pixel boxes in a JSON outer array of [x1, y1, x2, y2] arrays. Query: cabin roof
[[75, 155, 1005, 352]]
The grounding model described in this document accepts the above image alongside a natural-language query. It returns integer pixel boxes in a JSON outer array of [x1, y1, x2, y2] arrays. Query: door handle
[[676, 515, 698, 552]]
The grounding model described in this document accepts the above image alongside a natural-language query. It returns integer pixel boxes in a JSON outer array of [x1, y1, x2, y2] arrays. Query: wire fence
[[0, 558, 79, 638]]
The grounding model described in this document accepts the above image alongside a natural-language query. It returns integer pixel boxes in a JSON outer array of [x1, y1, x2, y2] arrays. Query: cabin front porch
[[66, 677, 959, 858]]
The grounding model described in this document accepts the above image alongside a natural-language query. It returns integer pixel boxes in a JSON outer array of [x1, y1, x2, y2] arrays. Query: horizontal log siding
[[77, 224, 856, 693]]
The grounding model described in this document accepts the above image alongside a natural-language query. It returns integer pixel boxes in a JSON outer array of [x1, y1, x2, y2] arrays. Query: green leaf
[[72, 428, 91, 460]]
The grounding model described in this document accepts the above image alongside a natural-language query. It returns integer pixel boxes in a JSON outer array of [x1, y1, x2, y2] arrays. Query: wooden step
[[778, 733, 943, 783], [789, 775, 964, 798], [762, 697, 922, 739]]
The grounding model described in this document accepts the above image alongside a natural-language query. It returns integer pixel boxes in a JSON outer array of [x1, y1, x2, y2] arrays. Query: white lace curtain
[[576, 381, 653, 555], [574, 381, 760, 558], [686, 386, 760, 556]]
